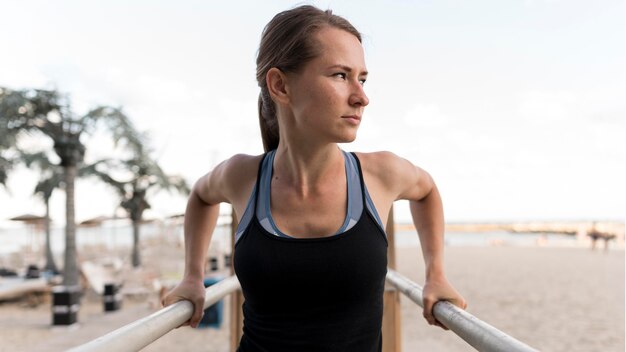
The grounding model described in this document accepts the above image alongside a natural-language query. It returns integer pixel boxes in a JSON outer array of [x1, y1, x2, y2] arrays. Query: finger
[[434, 319, 449, 330], [429, 301, 449, 330], [162, 295, 178, 308], [177, 321, 190, 329], [190, 301, 205, 328], [422, 297, 436, 326], [452, 298, 467, 310]]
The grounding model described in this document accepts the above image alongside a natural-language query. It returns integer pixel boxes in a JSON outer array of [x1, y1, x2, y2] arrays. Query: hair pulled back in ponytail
[[256, 5, 362, 152]]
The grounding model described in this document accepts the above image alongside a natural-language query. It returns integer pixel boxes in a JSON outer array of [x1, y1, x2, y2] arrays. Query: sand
[[0, 241, 623, 352]]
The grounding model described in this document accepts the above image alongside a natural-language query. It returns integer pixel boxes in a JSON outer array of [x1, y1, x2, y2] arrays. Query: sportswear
[[234, 150, 388, 352]]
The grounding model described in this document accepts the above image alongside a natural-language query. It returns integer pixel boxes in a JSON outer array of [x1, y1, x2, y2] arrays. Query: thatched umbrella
[[78, 216, 116, 228], [9, 214, 47, 252], [9, 213, 47, 226], [78, 215, 127, 250]]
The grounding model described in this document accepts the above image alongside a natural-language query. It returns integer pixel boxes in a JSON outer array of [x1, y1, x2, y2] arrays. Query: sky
[[0, 0, 624, 226]]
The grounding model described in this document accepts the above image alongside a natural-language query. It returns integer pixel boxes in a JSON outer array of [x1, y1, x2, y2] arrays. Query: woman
[[163, 5, 466, 351]]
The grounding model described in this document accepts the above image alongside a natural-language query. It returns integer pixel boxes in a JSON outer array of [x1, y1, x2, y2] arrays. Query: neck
[[273, 141, 344, 195]]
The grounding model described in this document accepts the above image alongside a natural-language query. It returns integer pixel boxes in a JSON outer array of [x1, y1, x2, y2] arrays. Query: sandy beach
[[0, 237, 623, 352]]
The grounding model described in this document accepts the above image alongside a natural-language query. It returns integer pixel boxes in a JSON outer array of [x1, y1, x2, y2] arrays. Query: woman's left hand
[[421, 275, 467, 330]]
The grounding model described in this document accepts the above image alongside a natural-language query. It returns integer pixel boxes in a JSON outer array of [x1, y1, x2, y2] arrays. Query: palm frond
[[20, 151, 57, 170], [80, 160, 127, 196], [0, 154, 11, 187], [82, 106, 144, 154], [0, 87, 64, 132], [34, 171, 64, 201]]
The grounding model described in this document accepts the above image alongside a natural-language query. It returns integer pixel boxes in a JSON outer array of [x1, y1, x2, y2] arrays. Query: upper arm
[[393, 156, 435, 202]]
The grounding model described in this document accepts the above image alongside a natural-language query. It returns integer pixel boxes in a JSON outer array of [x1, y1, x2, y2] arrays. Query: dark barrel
[[52, 285, 81, 325], [209, 257, 219, 271], [103, 283, 122, 312]]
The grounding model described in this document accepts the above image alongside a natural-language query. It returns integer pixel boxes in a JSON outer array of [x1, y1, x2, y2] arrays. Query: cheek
[[302, 88, 331, 113], [314, 86, 341, 109], [294, 83, 342, 118]]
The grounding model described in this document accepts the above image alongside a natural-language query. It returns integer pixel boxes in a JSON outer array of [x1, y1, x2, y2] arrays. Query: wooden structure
[[229, 213, 245, 351], [382, 206, 401, 351]]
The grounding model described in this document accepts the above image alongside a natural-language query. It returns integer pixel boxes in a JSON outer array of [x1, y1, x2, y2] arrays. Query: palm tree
[[0, 148, 9, 187], [20, 151, 113, 274], [0, 87, 28, 187], [20, 151, 62, 273], [91, 151, 189, 267], [0, 87, 143, 286]]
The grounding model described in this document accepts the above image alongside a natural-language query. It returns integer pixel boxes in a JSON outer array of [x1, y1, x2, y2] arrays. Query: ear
[[266, 68, 289, 105]]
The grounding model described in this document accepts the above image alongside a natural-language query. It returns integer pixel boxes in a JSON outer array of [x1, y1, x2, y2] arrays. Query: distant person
[[601, 233, 616, 251], [588, 222, 615, 251], [588, 223, 601, 250], [162, 5, 466, 351]]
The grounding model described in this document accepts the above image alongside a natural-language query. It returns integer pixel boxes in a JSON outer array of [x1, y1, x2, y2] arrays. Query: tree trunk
[[44, 198, 59, 273], [131, 220, 141, 267], [62, 164, 79, 286]]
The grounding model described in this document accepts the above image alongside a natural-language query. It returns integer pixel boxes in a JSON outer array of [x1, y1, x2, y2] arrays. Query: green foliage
[[0, 86, 148, 283], [0, 86, 143, 168], [92, 150, 190, 221], [1, 85, 190, 270]]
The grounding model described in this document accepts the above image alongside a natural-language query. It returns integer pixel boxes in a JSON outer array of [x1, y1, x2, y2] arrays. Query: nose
[[349, 82, 369, 107]]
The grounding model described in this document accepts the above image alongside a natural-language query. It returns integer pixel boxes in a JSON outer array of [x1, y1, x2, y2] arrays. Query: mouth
[[341, 115, 361, 124]]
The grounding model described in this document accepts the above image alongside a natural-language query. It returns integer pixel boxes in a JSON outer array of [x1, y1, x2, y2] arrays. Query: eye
[[334, 72, 347, 80], [359, 78, 367, 86]]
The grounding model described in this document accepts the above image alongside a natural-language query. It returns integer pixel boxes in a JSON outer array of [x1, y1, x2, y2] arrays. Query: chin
[[338, 133, 358, 144]]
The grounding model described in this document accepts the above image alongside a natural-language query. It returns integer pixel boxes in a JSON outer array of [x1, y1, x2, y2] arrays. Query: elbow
[[190, 175, 214, 206]]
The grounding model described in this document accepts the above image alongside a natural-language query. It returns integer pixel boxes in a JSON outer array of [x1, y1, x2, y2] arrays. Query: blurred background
[[0, 1, 623, 351], [1, 0, 624, 224]]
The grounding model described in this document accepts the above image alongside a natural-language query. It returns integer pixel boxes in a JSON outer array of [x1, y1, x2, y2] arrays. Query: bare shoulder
[[354, 151, 417, 185], [195, 153, 264, 206], [219, 153, 264, 184], [354, 151, 407, 174], [354, 151, 434, 201]]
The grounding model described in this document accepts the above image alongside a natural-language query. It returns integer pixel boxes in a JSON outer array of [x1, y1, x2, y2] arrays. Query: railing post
[[230, 210, 244, 352], [382, 205, 401, 352]]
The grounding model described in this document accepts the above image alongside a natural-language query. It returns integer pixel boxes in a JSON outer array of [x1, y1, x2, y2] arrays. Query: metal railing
[[71, 271, 538, 352], [68, 276, 241, 352], [386, 269, 539, 352]]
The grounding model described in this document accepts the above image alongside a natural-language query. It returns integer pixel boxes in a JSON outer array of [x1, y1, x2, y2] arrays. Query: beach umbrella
[[9, 214, 47, 253], [78, 215, 128, 249], [78, 216, 117, 228], [9, 213, 47, 225]]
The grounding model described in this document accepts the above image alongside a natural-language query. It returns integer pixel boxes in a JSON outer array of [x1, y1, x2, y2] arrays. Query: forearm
[[183, 191, 220, 281], [409, 183, 445, 280]]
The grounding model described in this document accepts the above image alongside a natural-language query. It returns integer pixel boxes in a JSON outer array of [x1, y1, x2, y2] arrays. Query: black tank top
[[234, 152, 388, 352]]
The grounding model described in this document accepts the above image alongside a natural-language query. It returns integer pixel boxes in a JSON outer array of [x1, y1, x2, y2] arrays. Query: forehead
[[310, 27, 367, 71]]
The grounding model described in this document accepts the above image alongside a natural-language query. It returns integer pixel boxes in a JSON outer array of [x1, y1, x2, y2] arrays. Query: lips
[[341, 115, 361, 123]]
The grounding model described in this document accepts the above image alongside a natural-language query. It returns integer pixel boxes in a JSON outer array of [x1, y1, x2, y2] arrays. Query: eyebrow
[[328, 64, 368, 76]]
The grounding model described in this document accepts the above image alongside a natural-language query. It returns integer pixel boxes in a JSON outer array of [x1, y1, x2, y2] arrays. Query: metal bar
[[385, 269, 539, 352], [68, 275, 241, 352]]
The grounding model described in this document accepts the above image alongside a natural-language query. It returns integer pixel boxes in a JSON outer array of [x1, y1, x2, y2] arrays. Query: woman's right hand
[[161, 277, 206, 328]]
